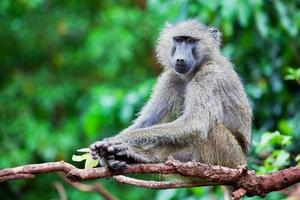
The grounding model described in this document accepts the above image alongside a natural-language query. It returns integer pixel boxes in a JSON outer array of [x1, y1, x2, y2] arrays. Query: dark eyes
[[187, 38, 196, 43], [174, 37, 198, 44], [174, 37, 183, 43]]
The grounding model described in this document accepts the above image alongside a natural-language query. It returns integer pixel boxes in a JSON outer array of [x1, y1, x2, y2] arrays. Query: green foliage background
[[0, 0, 299, 199]]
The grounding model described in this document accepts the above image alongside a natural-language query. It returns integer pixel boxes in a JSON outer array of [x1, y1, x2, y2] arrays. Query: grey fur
[[90, 19, 252, 197]]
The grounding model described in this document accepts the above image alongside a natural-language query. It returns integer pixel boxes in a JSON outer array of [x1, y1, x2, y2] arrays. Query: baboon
[[90, 20, 252, 198]]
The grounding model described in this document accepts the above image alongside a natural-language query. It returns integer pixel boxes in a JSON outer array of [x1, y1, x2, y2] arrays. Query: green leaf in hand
[[72, 148, 99, 169]]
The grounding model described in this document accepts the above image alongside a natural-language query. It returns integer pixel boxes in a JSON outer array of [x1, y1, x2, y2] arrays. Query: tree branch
[[59, 173, 118, 200], [113, 175, 217, 189], [1, 159, 299, 200]]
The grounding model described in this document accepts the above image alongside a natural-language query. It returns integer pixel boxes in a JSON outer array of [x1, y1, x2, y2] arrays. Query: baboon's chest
[[162, 88, 185, 123], [170, 97, 184, 120]]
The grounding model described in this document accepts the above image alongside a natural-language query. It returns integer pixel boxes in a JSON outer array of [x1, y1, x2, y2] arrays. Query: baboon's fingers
[[116, 150, 131, 158], [89, 141, 104, 150], [89, 141, 109, 156], [107, 155, 115, 160], [116, 149, 150, 163], [108, 144, 128, 154], [90, 141, 114, 161], [107, 159, 127, 171], [99, 158, 107, 167], [95, 140, 123, 154], [91, 150, 100, 160]]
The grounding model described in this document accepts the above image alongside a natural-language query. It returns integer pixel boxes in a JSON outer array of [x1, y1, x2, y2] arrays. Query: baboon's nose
[[176, 59, 185, 65]]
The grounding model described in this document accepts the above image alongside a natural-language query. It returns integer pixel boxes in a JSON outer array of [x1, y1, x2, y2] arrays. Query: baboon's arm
[[123, 70, 183, 131], [117, 72, 223, 147]]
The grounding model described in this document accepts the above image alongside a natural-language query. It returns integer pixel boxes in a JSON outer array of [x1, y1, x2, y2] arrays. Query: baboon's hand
[[89, 139, 130, 171], [106, 142, 153, 164], [90, 139, 151, 171], [89, 139, 121, 160]]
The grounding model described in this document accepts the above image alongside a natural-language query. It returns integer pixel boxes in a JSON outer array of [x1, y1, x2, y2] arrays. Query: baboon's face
[[170, 36, 199, 74]]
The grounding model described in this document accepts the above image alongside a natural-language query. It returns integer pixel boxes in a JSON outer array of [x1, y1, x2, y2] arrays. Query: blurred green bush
[[0, 0, 299, 199]]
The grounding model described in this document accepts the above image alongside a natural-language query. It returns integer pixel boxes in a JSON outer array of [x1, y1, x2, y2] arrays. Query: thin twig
[[60, 173, 118, 200], [53, 181, 68, 200], [231, 188, 246, 200], [113, 175, 217, 189]]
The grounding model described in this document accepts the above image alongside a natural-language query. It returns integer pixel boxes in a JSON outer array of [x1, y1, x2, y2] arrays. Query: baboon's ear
[[208, 27, 222, 46]]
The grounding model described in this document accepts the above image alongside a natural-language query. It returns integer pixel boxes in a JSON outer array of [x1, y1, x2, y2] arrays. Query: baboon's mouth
[[175, 65, 189, 74]]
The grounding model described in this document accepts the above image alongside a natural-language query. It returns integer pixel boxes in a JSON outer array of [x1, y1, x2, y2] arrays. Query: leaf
[[284, 68, 300, 81], [72, 148, 99, 169], [259, 150, 290, 173], [255, 131, 291, 154], [284, 74, 296, 80], [72, 154, 88, 162], [85, 154, 99, 169], [77, 148, 91, 153], [273, 150, 290, 168]]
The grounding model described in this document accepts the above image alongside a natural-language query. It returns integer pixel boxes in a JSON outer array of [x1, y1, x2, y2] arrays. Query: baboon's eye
[[187, 38, 196, 44], [174, 37, 183, 43]]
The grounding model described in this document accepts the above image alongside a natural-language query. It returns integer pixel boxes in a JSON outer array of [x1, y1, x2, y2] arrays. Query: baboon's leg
[[198, 124, 247, 168], [197, 124, 246, 200]]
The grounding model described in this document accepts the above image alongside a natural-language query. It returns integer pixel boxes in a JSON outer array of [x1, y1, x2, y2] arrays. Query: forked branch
[[0, 159, 299, 200]]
